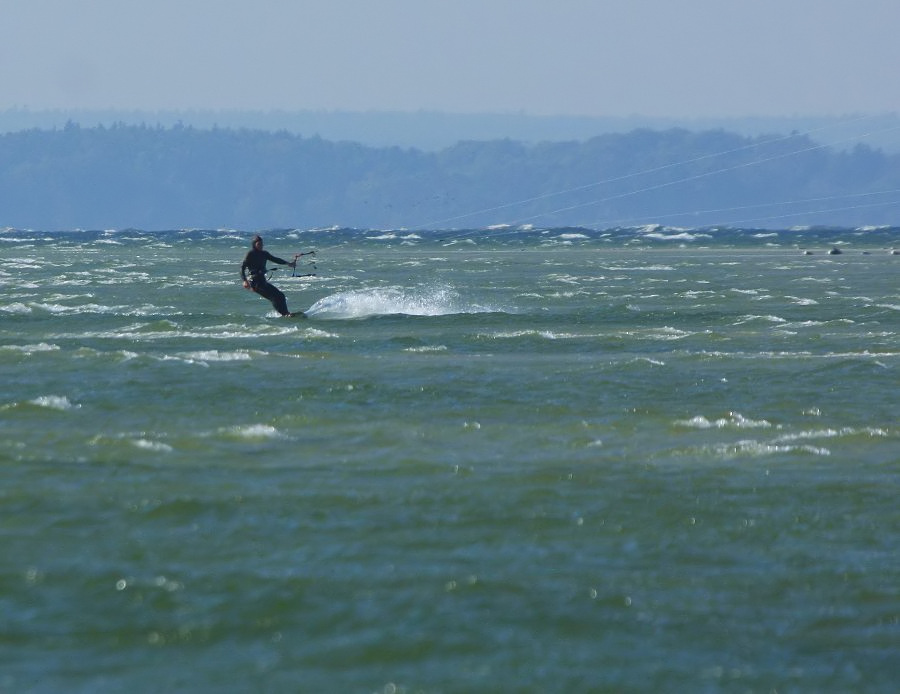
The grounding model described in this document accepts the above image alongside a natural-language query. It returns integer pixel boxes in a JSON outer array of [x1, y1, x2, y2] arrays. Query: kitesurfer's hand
[[242, 280, 251, 290]]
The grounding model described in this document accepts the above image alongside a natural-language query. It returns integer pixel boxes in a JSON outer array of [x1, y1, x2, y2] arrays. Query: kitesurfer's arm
[[266, 251, 297, 269], [240, 254, 251, 289]]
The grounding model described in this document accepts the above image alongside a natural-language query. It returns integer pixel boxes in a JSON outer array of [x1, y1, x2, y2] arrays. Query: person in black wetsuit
[[240, 235, 297, 316]]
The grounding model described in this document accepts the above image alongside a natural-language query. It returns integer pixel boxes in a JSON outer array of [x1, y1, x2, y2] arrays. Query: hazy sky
[[2, 0, 898, 117]]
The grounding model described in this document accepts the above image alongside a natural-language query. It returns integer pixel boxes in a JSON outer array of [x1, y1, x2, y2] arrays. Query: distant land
[[2, 108, 900, 153], [2, 117, 900, 231]]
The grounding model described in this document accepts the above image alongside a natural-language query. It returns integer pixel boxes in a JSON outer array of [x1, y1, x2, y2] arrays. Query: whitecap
[[132, 439, 174, 453], [640, 327, 693, 340], [558, 233, 589, 240], [643, 232, 712, 241], [304, 327, 340, 339], [675, 412, 774, 429], [32, 301, 147, 316], [773, 427, 888, 443], [403, 345, 448, 353], [222, 424, 285, 440], [68, 322, 297, 341], [176, 350, 255, 363], [782, 320, 825, 328], [681, 290, 718, 298], [1, 302, 33, 314], [29, 395, 79, 411], [1, 343, 59, 353], [734, 314, 787, 325], [8, 257, 42, 267], [487, 329, 583, 340], [548, 274, 582, 285], [710, 440, 830, 458]]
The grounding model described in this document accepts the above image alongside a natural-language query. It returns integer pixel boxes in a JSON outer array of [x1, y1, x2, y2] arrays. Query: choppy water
[[2, 226, 898, 692]]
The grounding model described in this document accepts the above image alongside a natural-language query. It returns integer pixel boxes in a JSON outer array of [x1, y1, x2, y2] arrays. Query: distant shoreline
[[2, 107, 899, 153], [3, 119, 899, 230]]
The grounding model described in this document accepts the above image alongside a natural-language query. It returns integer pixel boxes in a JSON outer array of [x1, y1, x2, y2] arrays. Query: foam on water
[[403, 345, 448, 353], [56, 322, 300, 341], [707, 439, 832, 458], [487, 329, 589, 340], [169, 350, 257, 365], [676, 412, 776, 429], [734, 314, 788, 324], [0, 302, 34, 314], [28, 395, 80, 411], [773, 426, 890, 442], [0, 342, 60, 354], [131, 438, 174, 453], [306, 285, 498, 319], [219, 424, 287, 440]]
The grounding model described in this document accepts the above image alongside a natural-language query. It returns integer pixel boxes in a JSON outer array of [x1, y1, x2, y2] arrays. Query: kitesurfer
[[240, 235, 297, 316]]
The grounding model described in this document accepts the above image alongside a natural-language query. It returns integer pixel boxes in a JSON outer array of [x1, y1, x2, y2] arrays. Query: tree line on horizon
[[1, 122, 898, 230]]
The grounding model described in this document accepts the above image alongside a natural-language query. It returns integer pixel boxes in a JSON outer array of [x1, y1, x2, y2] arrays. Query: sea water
[[1, 226, 898, 692]]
